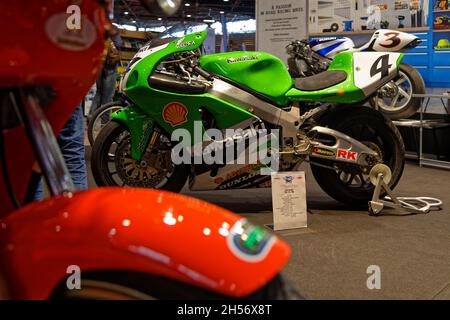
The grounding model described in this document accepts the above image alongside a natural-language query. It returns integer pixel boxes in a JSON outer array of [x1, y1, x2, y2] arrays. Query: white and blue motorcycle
[[287, 29, 426, 119]]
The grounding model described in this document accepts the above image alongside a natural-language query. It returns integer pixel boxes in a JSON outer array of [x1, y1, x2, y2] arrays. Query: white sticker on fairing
[[133, 43, 169, 61], [120, 43, 169, 92], [45, 13, 97, 51], [353, 52, 401, 95]]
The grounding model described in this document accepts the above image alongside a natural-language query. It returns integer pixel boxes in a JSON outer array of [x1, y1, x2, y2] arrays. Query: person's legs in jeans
[[102, 67, 117, 103], [90, 71, 104, 116], [31, 173, 44, 201], [100, 67, 117, 124], [58, 103, 88, 190], [32, 103, 87, 201]]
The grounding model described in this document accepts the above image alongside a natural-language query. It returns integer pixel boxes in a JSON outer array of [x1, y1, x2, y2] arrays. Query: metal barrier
[[393, 93, 450, 170]]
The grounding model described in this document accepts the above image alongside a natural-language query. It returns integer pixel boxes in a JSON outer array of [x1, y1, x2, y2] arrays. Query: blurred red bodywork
[[0, 188, 290, 299], [0, 0, 109, 213]]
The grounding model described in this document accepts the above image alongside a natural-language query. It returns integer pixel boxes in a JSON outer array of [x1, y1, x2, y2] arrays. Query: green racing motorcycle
[[91, 30, 405, 205]]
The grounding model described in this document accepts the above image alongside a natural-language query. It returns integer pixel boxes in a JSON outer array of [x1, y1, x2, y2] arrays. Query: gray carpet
[[184, 163, 450, 300], [86, 154, 450, 299]]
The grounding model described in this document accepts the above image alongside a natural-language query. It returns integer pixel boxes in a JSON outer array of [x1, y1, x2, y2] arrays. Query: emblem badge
[[162, 102, 188, 126], [284, 176, 294, 184]]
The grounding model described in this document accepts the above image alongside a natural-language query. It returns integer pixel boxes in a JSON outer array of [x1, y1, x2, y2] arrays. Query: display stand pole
[[412, 93, 450, 170]]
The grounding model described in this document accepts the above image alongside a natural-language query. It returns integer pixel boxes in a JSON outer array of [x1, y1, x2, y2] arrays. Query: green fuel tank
[[199, 51, 294, 106]]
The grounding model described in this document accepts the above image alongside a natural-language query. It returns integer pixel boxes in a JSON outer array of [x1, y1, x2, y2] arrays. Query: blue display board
[[430, 1, 450, 87]]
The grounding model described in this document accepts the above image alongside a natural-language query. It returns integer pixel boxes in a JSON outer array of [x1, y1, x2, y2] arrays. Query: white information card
[[271, 172, 307, 231]]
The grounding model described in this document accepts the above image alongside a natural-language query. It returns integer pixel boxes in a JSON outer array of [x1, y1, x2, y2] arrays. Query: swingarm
[[287, 126, 381, 169]]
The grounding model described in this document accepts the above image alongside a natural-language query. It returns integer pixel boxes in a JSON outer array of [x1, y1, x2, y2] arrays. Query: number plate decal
[[353, 52, 401, 96]]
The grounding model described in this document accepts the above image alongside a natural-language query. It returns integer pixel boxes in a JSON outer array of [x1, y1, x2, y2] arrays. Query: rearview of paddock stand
[[368, 164, 443, 216]]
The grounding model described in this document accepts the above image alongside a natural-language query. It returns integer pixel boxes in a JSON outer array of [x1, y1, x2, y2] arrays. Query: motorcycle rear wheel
[[52, 272, 304, 300], [370, 63, 425, 120], [87, 100, 125, 146], [310, 106, 405, 206]]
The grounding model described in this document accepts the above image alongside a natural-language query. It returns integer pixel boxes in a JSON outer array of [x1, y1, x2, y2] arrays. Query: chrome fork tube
[[12, 88, 74, 196]]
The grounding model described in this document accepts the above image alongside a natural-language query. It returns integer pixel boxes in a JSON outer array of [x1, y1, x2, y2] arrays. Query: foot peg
[[368, 164, 442, 216]]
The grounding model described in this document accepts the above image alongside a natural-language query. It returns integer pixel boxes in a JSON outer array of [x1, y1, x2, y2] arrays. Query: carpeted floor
[[86, 152, 450, 299]]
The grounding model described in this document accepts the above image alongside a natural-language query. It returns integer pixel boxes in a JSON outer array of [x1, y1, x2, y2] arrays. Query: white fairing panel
[[311, 37, 355, 58], [353, 52, 401, 96], [132, 43, 169, 61], [119, 43, 169, 92], [367, 29, 418, 52]]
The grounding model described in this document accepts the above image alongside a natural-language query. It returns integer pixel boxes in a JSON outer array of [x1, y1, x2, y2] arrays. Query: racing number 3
[[370, 54, 392, 79], [379, 32, 401, 48]]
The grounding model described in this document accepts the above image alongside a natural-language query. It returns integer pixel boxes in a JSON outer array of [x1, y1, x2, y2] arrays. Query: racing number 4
[[370, 54, 392, 79]]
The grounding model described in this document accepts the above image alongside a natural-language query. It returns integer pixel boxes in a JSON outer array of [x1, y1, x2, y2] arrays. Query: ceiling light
[[167, 0, 176, 8], [132, 20, 136, 23], [224, 0, 229, 2], [220, 11, 225, 14], [124, 11, 129, 15], [158, 17, 162, 20], [203, 19, 215, 23], [186, 14, 192, 18], [185, 3, 190, 6]]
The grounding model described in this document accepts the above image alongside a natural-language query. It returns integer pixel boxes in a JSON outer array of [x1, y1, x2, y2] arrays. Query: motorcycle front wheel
[[310, 106, 405, 206], [91, 121, 189, 191], [370, 63, 425, 120], [51, 272, 304, 300]]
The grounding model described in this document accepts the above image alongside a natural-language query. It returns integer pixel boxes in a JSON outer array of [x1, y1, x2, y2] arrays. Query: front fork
[[111, 106, 156, 160]]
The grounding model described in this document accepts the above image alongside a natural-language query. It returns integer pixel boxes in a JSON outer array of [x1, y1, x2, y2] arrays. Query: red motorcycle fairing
[[0, 188, 290, 299], [0, 0, 109, 213]]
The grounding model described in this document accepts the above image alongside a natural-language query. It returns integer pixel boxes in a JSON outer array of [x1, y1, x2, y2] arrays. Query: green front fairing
[[124, 87, 255, 142], [122, 30, 255, 160], [286, 52, 365, 104], [111, 107, 154, 160]]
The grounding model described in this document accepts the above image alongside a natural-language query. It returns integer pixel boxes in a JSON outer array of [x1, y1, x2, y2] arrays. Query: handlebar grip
[[194, 66, 213, 80]]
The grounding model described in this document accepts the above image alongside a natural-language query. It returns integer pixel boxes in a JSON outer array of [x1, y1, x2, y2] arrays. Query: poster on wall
[[308, 0, 429, 34], [203, 27, 216, 54], [256, 0, 308, 63]]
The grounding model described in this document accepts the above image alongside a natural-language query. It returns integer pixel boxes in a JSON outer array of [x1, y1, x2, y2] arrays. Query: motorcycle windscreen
[[121, 30, 208, 93]]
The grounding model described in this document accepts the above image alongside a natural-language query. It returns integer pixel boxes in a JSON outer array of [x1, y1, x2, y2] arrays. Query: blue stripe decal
[[316, 41, 345, 56], [309, 38, 338, 47]]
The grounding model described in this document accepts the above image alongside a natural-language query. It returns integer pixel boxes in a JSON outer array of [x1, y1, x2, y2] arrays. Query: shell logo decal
[[162, 102, 188, 126]]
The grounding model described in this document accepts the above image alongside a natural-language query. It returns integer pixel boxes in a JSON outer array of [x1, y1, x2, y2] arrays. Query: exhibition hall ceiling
[[115, 0, 256, 27]]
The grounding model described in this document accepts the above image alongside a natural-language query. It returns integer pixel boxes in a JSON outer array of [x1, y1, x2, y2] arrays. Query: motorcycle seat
[[295, 70, 347, 91], [148, 73, 208, 94]]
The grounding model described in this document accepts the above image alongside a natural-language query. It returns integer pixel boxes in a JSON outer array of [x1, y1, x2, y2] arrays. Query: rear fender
[[0, 188, 290, 299], [350, 52, 403, 97], [112, 107, 154, 160], [359, 29, 419, 52], [286, 51, 403, 104]]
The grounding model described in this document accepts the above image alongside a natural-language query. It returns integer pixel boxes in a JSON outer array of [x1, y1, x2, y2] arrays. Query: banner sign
[[204, 27, 216, 54], [256, 0, 308, 63]]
